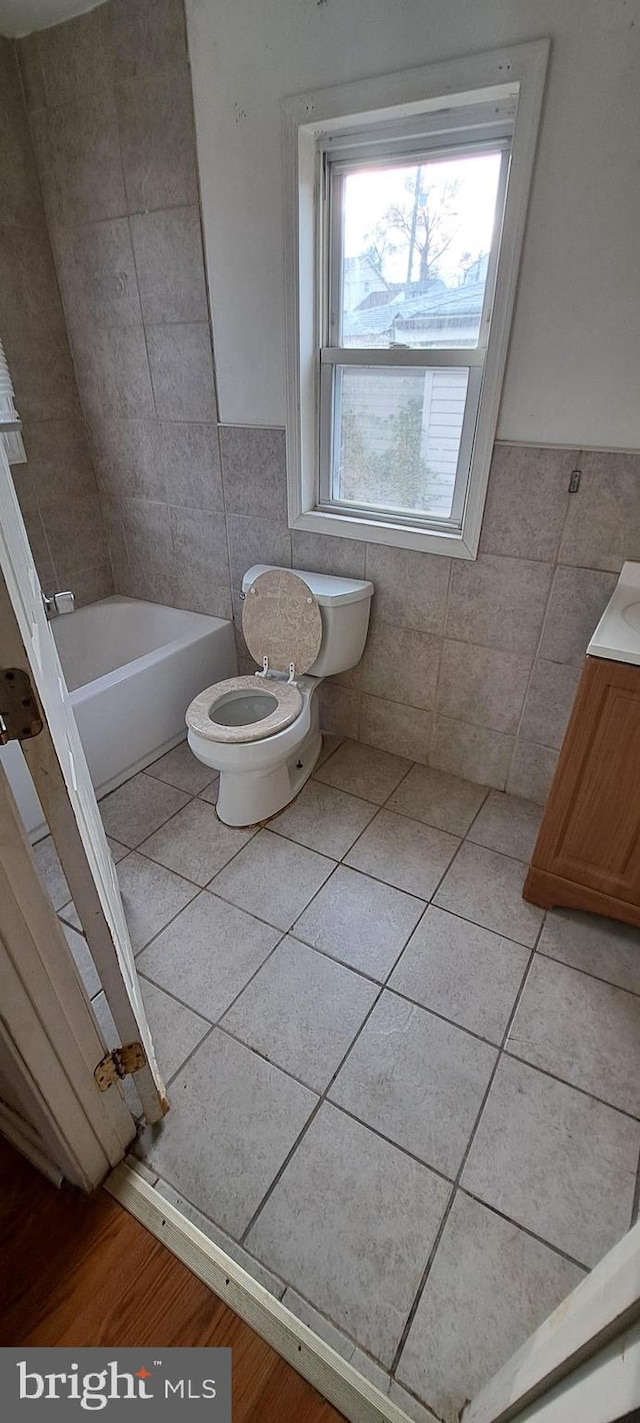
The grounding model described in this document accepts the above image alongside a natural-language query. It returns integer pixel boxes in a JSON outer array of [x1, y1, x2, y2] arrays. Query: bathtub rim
[[59, 596, 232, 701]]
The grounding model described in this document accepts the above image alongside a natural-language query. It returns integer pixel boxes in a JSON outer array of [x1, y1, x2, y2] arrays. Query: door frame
[[0, 763, 136, 1190]]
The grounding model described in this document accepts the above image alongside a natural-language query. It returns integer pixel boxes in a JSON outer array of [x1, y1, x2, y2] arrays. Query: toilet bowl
[[186, 565, 373, 827]]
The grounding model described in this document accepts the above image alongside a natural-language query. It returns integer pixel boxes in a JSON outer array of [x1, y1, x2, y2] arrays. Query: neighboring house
[[343, 257, 489, 349], [342, 254, 390, 315]]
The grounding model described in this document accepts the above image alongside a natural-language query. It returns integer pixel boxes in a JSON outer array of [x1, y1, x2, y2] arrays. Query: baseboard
[[105, 1162, 419, 1423]]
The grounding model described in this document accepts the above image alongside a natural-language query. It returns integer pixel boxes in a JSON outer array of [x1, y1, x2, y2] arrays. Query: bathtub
[[1, 596, 236, 841]]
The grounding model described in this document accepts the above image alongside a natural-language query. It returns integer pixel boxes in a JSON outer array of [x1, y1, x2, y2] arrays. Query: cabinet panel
[[529, 658, 640, 906]]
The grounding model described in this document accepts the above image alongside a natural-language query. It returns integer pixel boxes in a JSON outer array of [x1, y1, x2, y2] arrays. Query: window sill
[[290, 507, 478, 559]]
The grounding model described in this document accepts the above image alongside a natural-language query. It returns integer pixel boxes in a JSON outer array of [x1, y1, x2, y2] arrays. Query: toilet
[[186, 564, 373, 826]]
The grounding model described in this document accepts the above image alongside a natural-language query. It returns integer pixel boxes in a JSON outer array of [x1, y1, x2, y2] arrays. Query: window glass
[[339, 151, 503, 349], [333, 365, 470, 518]]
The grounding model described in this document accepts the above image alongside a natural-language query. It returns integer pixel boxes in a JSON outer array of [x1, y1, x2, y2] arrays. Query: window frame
[[282, 40, 550, 559]]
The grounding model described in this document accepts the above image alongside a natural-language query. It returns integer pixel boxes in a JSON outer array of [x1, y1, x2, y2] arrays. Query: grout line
[[162, 1022, 216, 1090], [505, 558, 559, 792], [535, 944, 640, 1000], [500, 1048, 640, 1124], [237, 972, 399, 1247], [426, 555, 454, 764], [143, 768, 219, 797], [455, 1185, 590, 1273], [389, 921, 543, 1378], [137, 920, 291, 1038]]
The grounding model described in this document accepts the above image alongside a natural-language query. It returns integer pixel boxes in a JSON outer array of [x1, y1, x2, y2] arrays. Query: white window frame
[[282, 41, 549, 559]]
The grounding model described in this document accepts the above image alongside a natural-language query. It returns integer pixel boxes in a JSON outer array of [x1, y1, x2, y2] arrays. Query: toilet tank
[[242, 564, 373, 676]]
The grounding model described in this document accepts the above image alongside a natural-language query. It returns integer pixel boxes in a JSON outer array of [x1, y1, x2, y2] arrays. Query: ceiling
[[0, 0, 100, 37]]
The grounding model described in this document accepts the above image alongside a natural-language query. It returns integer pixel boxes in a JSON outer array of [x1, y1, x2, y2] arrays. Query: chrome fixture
[[43, 590, 75, 619]]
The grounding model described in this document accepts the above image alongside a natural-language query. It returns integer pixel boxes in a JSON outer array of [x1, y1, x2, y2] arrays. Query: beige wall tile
[[116, 64, 198, 213], [220, 425, 288, 522], [446, 554, 553, 654], [16, 33, 47, 112], [226, 513, 291, 590], [292, 529, 366, 579], [0, 224, 66, 334], [437, 640, 531, 734], [109, 0, 187, 79], [360, 694, 431, 764], [170, 504, 231, 618], [1, 44, 48, 226], [507, 740, 559, 805], [158, 421, 224, 511], [94, 325, 155, 419], [538, 565, 617, 666], [559, 451, 640, 572], [430, 716, 514, 790], [519, 660, 581, 750], [54, 217, 142, 330], [31, 92, 127, 228], [365, 543, 450, 634], [131, 206, 208, 325], [5, 327, 80, 423], [147, 322, 216, 422], [36, 7, 114, 109], [318, 683, 360, 739], [480, 444, 574, 562], [362, 619, 441, 710]]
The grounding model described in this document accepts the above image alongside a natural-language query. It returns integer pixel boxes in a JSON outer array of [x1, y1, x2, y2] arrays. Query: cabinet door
[[530, 657, 640, 904]]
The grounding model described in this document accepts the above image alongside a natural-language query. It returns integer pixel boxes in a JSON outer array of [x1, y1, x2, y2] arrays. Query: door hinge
[[94, 1042, 147, 1091], [0, 668, 43, 745]]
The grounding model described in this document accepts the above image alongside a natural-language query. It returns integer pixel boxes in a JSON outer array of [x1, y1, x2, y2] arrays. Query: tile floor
[[39, 734, 640, 1423]]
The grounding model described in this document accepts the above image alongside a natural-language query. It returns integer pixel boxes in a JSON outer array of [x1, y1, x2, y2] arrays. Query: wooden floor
[[0, 1136, 344, 1422]]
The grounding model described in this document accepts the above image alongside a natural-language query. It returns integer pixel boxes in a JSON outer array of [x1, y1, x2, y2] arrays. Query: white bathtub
[[1, 596, 236, 840]]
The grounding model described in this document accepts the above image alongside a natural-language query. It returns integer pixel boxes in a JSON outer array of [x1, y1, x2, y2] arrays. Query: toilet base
[[216, 724, 323, 827]]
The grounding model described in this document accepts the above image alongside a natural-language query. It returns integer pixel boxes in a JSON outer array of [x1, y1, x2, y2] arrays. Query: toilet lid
[[242, 568, 322, 675]]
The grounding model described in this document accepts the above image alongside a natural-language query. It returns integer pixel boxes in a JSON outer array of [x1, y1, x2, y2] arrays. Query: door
[[0, 762, 136, 1189], [0, 440, 166, 1126]]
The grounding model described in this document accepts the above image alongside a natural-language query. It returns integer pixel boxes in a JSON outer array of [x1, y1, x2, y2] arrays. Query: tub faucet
[[43, 590, 75, 619]]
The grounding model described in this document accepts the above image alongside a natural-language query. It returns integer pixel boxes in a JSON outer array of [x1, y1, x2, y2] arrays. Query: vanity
[[523, 561, 640, 929]]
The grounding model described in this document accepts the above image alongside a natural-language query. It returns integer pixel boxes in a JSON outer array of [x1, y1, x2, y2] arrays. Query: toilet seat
[[187, 675, 303, 745]]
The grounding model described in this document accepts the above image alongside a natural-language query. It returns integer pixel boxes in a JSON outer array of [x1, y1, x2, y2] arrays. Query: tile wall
[[231, 442, 640, 802], [0, 35, 112, 604], [16, 0, 229, 618]]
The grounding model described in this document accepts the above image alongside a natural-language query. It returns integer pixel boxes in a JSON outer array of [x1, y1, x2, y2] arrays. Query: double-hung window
[[284, 43, 549, 557]]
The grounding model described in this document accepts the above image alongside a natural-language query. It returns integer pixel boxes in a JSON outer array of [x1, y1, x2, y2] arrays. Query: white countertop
[[587, 561, 640, 666]]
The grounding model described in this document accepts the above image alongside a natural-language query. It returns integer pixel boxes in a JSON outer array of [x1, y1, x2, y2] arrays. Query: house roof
[[344, 274, 486, 339]]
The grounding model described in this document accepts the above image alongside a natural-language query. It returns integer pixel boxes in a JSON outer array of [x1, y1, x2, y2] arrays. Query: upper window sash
[[324, 139, 511, 355]]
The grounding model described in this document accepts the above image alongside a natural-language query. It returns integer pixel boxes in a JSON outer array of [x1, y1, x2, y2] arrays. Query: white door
[[0, 441, 166, 1127], [0, 762, 137, 1189]]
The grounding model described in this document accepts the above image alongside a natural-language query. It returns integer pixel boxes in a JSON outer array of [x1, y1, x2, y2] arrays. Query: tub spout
[[43, 590, 75, 619]]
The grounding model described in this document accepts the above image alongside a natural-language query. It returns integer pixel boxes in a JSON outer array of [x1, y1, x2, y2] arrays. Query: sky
[[343, 150, 502, 287]]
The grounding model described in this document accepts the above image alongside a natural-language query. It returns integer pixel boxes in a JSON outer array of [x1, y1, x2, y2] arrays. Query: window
[[283, 42, 549, 557]]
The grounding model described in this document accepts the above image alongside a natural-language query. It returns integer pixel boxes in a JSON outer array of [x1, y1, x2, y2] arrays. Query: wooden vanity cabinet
[[523, 656, 640, 928]]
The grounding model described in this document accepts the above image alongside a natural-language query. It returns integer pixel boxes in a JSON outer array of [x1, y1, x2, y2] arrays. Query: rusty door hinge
[[94, 1042, 147, 1091], [0, 668, 43, 745]]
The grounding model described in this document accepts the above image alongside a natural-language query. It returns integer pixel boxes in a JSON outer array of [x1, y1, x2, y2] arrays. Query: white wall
[[187, 0, 640, 451]]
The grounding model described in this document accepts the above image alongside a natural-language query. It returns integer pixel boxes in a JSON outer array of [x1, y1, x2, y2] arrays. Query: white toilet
[[186, 564, 373, 826]]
